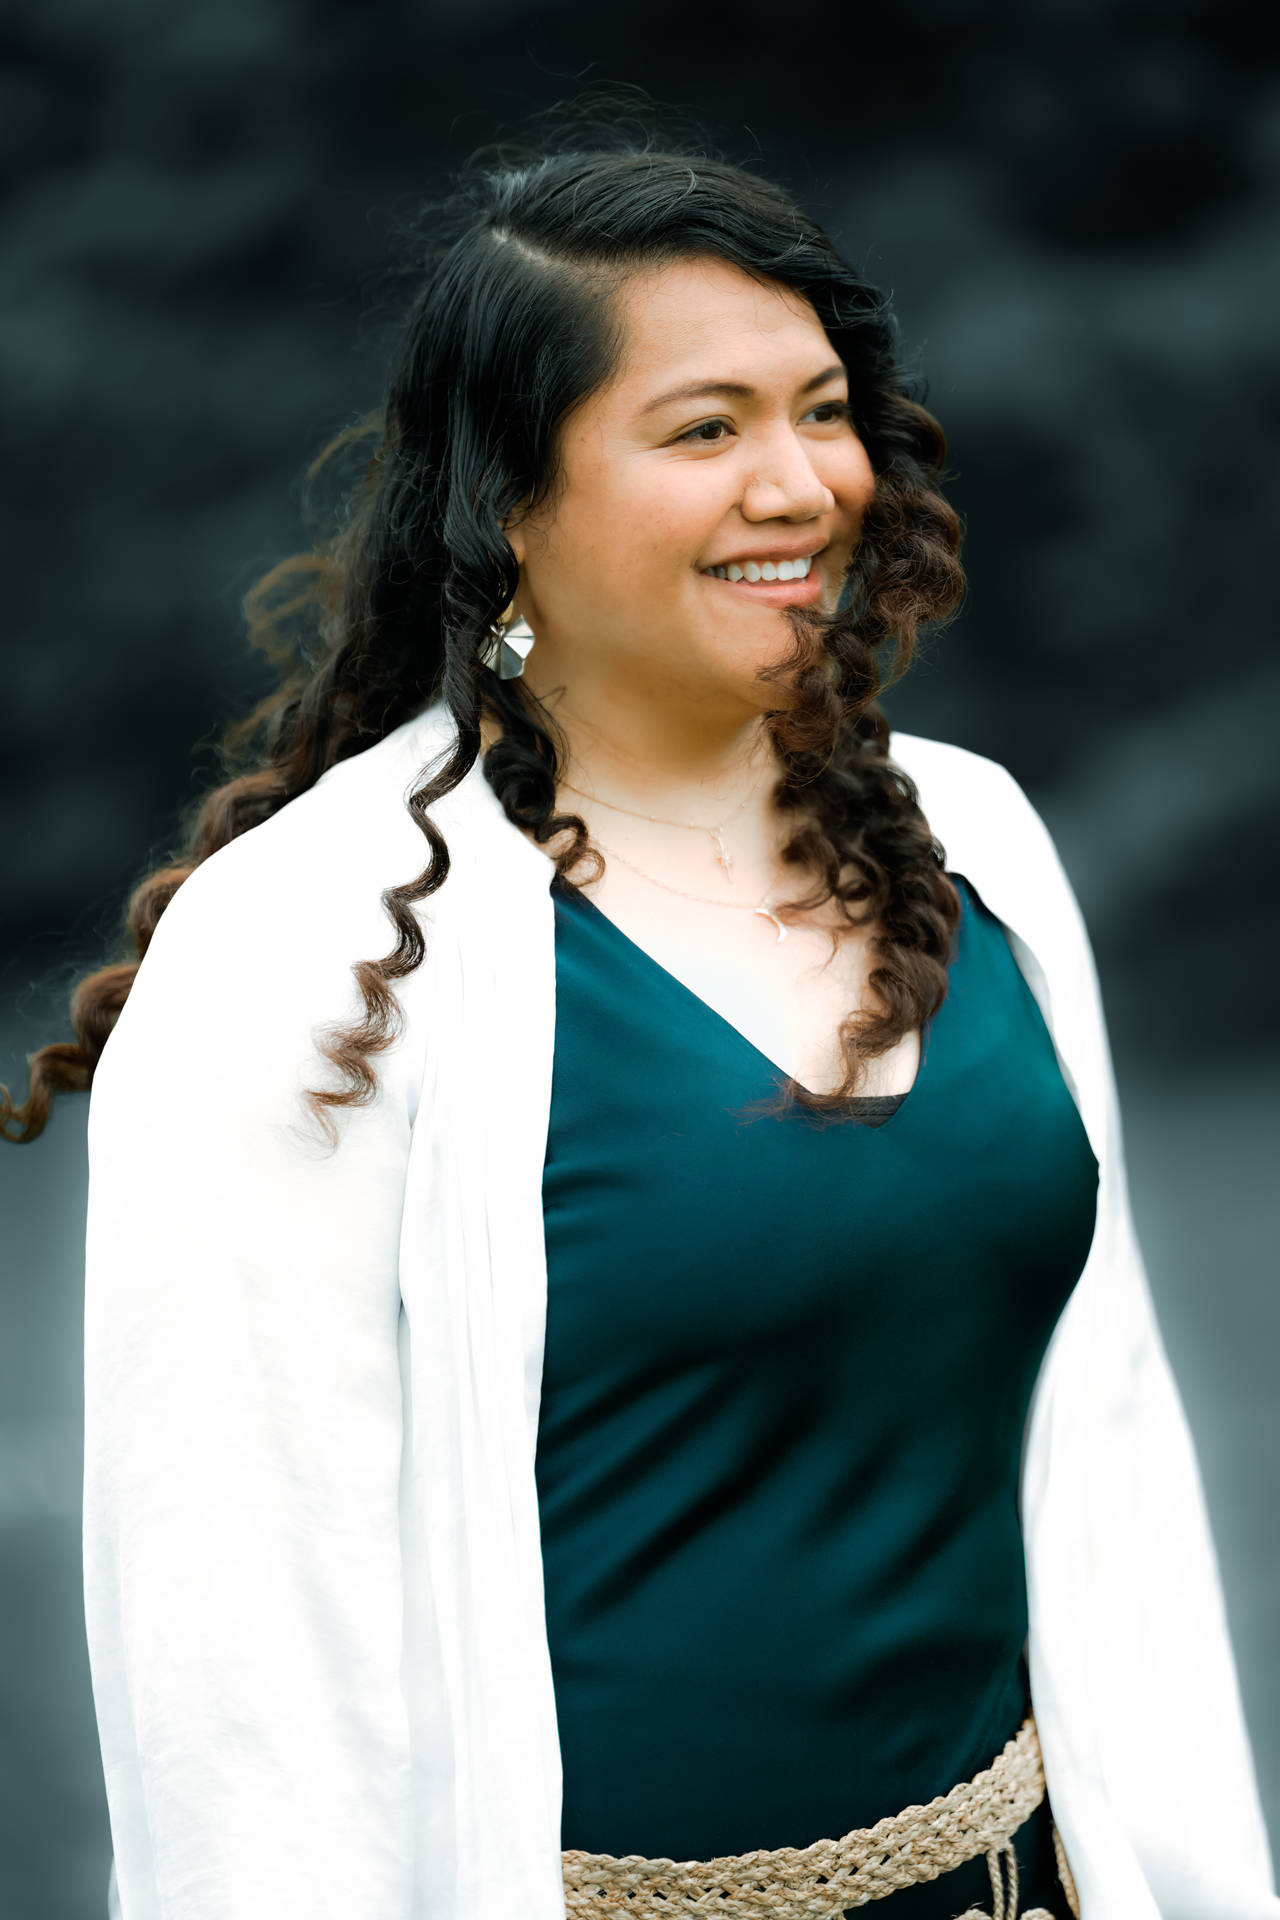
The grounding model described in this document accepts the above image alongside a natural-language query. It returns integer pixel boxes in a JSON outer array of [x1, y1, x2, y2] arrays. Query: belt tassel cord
[[562, 1715, 1082, 1919]]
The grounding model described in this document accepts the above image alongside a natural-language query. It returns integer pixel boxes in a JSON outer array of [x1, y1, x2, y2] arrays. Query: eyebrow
[[638, 363, 848, 417]]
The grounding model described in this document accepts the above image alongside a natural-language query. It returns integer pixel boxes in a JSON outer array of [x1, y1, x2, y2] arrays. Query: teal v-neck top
[[535, 870, 1099, 1899]]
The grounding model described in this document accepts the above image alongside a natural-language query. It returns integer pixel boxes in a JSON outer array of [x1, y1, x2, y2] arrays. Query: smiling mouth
[[699, 551, 825, 605], [701, 553, 818, 583]]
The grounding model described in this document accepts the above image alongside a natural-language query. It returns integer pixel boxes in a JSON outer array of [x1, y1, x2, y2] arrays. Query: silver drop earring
[[480, 606, 536, 680]]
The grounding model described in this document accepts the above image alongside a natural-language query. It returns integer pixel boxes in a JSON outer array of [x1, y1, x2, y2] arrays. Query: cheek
[[552, 464, 701, 593], [626, 464, 722, 545], [826, 440, 877, 517], [591, 493, 713, 598]]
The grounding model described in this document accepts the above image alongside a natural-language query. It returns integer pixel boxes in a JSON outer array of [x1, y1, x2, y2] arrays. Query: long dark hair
[[2, 103, 965, 1147]]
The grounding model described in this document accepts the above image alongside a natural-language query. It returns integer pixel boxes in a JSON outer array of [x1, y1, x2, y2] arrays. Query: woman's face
[[506, 255, 877, 728]]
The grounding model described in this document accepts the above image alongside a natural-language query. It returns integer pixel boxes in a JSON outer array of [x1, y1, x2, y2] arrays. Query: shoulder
[[145, 703, 464, 957], [890, 721, 1059, 852], [191, 703, 457, 904], [888, 729, 1119, 1156], [96, 705, 467, 1111], [887, 727, 1026, 818], [886, 726, 1086, 960]]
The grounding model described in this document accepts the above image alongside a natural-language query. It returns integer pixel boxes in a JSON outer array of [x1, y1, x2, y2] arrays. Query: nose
[[739, 423, 836, 522]]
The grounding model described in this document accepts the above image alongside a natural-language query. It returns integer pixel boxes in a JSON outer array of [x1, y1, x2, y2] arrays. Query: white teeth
[[705, 554, 815, 583]]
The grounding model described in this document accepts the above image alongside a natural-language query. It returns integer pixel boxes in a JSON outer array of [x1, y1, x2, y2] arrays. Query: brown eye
[[677, 419, 734, 444]]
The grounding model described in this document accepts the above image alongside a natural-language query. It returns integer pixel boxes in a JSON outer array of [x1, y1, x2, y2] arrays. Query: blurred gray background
[[1, 2, 1278, 1915]]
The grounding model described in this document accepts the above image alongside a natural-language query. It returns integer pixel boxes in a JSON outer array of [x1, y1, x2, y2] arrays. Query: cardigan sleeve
[[83, 837, 418, 1920], [1000, 763, 1279, 1920]]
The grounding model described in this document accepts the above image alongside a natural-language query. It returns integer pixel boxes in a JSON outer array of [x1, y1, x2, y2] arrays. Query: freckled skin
[[506, 256, 877, 748]]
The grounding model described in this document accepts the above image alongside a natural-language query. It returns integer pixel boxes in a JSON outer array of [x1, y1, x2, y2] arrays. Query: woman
[[5, 124, 1275, 1920]]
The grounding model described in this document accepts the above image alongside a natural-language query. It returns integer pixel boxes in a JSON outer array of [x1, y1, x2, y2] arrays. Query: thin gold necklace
[[591, 833, 791, 943], [560, 768, 765, 876]]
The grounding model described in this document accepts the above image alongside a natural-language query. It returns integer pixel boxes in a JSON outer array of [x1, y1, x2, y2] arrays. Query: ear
[[499, 493, 534, 569]]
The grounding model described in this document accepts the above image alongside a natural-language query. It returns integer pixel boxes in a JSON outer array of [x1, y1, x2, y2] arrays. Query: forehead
[[607, 256, 831, 395]]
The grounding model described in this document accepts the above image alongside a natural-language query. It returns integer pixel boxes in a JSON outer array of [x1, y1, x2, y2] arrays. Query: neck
[[538, 687, 781, 824], [478, 675, 797, 897]]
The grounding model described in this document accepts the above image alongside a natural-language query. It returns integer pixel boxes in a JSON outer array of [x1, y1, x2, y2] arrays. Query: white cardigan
[[83, 699, 1276, 1920]]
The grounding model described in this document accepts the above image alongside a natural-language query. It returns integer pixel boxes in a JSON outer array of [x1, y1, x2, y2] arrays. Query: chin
[[751, 610, 831, 706], [703, 676, 800, 730]]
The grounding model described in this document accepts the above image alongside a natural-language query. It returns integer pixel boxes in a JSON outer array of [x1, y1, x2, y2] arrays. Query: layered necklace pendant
[[558, 765, 788, 940], [710, 825, 734, 874]]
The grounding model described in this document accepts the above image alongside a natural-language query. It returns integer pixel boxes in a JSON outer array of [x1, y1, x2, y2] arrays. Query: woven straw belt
[[562, 1714, 1082, 1920]]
